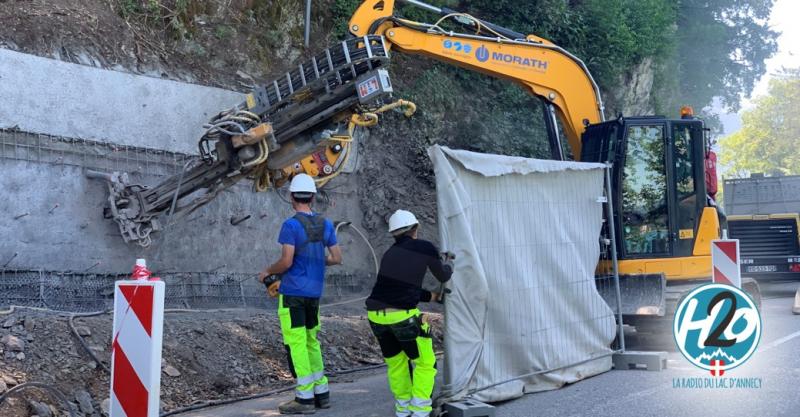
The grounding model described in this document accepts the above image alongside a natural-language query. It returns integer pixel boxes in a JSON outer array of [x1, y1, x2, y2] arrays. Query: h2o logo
[[443, 39, 472, 54], [673, 284, 761, 374]]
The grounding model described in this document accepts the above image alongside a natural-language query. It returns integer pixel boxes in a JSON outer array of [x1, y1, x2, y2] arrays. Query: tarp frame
[[428, 146, 625, 404]]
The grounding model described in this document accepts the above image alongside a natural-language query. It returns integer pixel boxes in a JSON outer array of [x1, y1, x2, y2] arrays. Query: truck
[[724, 173, 800, 279]]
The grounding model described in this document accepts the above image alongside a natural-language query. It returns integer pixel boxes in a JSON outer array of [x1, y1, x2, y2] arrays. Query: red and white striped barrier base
[[110, 280, 165, 417], [711, 239, 741, 288]]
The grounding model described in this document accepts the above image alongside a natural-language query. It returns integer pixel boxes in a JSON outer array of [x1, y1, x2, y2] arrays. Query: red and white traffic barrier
[[110, 260, 165, 417], [711, 239, 741, 288]]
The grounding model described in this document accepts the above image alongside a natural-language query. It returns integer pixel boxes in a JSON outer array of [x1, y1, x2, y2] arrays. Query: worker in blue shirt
[[259, 173, 342, 414]]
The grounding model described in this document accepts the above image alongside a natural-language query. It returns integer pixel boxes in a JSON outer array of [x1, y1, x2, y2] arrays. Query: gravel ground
[[0, 307, 443, 417]]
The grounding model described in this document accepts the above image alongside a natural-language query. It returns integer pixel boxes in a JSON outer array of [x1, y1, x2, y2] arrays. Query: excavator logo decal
[[475, 45, 490, 62], [443, 39, 473, 54], [473, 44, 548, 72]]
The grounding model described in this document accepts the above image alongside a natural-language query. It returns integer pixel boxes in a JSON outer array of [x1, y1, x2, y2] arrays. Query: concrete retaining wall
[[0, 49, 375, 297], [0, 48, 241, 154]]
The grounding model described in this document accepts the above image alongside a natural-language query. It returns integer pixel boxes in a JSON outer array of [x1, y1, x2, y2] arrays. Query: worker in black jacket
[[366, 209, 453, 417]]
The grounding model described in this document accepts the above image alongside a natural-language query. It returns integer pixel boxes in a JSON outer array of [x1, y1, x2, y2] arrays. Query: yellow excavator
[[346, 0, 763, 330], [94, 0, 760, 325]]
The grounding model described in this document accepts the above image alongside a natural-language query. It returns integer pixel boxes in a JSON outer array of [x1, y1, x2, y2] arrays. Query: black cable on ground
[[159, 363, 389, 416], [69, 310, 111, 373], [0, 382, 77, 417], [159, 386, 295, 417]]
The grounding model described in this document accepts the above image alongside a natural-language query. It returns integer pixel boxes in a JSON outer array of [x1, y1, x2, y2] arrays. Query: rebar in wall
[[0, 128, 193, 176]]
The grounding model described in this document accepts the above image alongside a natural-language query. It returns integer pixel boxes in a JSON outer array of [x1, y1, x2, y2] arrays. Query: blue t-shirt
[[277, 212, 337, 298]]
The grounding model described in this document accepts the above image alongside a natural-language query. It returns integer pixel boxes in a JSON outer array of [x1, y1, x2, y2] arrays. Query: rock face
[[609, 57, 656, 117]]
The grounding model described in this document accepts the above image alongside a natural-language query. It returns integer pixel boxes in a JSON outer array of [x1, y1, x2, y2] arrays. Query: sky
[[718, 0, 800, 137]]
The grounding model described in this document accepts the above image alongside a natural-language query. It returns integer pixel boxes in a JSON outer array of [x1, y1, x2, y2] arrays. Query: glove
[[262, 274, 281, 298], [267, 280, 281, 298], [441, 251, 455, 270]]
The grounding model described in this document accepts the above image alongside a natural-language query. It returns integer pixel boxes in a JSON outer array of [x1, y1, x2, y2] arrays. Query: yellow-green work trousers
[[368, 308, 436, 417], [278, 294, 329, 403]]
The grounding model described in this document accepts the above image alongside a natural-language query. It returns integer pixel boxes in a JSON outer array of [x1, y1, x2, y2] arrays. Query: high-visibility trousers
[[368, 308, 436, 417], [278, 294, 329, 403]]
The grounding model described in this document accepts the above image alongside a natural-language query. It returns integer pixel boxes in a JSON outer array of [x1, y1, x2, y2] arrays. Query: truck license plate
[[746, 265, 777, 273]]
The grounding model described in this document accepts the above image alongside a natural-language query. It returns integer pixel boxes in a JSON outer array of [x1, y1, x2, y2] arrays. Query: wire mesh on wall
[[0, 128, 194, 176], [0, 269, 267, 312], [0, 269, 373, 313]]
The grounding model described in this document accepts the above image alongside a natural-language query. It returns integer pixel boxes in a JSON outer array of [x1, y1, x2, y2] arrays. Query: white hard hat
[[289, 173, 317, 194], [388, 209, 419, 234]]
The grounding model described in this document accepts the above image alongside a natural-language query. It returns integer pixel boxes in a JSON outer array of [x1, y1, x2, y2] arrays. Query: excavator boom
[[349, 0, 605, 159]]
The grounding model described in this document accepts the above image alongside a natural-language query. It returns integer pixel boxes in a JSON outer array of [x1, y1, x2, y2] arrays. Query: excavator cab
[[581, 115, 708, 264], [581, 115, 716, 317]]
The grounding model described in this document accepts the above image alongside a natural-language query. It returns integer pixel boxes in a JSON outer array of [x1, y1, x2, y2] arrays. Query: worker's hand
[[258, 270, 269, 283], [430, 292, 441, 302], [443, 258, 454, 270], [267, 280, 281, 298]]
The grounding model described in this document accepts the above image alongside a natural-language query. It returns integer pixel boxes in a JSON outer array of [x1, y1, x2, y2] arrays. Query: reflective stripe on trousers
[[409, 397, 433, 416], [395, 398, 411, 417]]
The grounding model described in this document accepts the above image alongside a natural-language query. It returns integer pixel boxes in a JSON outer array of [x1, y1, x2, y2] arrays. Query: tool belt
[[371, 316, 423, 342], [367, 309, 431, 341]]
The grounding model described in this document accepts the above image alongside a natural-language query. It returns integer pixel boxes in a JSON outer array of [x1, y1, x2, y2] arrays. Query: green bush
[[331, 0, 362, 39]]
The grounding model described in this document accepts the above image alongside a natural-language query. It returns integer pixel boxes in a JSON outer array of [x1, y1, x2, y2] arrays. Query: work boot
[[314, 392, 330, 409], [278, 398, 316, 415]]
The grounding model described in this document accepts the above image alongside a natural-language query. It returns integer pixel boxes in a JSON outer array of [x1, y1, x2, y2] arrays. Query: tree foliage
[[676, 0, 778, 113], [466, 0, 677, 94], [329, 0, 777, 134], [720, 70, 800, 177]]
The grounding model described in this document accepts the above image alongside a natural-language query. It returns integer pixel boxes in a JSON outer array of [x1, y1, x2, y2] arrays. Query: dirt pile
[[0, 0, 338, 89], [0, 308, 443, 416]]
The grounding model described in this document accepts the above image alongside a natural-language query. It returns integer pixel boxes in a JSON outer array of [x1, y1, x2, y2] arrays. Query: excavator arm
[[349, 0, 605, 159]]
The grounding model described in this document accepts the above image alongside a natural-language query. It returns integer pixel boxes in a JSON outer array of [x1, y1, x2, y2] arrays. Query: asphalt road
[[177, 282, 800, 417]]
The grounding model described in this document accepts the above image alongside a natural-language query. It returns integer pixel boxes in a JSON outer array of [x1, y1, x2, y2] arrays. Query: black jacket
[[365, 236, 453, 310]]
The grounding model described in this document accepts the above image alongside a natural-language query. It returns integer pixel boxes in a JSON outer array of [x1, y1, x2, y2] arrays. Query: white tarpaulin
[[428, 145, 617, 403]]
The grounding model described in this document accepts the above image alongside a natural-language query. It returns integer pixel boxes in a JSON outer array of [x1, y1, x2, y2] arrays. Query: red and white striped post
[[711, 239, 741, 288], [109, 267, 165, 417]]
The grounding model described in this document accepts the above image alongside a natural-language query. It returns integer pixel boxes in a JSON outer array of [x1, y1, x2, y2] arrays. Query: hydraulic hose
[[70, 310, 111, 373], [0, 382, 77, 417]]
